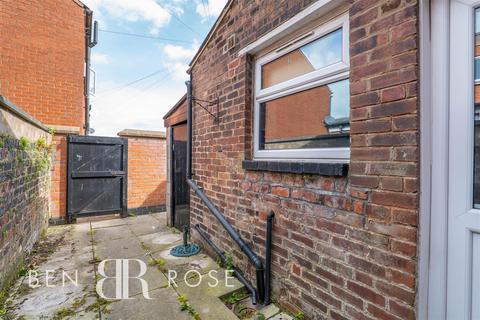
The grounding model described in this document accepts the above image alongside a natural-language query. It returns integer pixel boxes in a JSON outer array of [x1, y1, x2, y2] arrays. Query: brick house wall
[[0, 0, 89, 221], [118, 130, 167, 214], [0, 97, 52, 291], [188, 0, 419, 319]]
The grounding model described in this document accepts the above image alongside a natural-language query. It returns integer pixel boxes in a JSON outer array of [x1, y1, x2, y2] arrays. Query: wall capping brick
[[47, 124, 81, 135], [242, 160, 348, 176], [118, 129, 166, 139]]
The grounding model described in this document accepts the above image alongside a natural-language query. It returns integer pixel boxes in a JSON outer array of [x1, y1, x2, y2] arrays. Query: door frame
[[170, 122, 189, 230], [422, 0, 480, 318]]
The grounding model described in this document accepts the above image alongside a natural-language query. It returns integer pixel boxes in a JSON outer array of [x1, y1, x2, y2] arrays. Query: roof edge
[[188, 0, 235, 70], [163, 93, 187, 120], [72, 0, 91, 11]]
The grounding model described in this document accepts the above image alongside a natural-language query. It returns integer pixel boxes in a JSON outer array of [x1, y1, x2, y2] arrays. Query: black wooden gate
[[67, 135, 128, 221], [172, 124, 189, 229]]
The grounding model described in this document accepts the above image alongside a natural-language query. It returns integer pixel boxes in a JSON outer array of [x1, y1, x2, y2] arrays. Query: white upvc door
[[447, 0, 480, 319]]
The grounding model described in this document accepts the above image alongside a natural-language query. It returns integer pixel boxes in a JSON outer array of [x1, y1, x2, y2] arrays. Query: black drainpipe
[[185, 76, 271, 305], [186, 76, 193, 179], [84, 9, 98, 135], [264, 211, 274, 305]]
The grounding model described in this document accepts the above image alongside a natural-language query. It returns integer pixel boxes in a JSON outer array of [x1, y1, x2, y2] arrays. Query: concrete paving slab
[[237, 300, 281, 319], [127, 220, 167, 236], [136, 231, 182, 253], [268, 313, 294, 320], [92, 225, 134, 242], [91, 217, 128, 229], [150, 212, 167, 223], [175, 270, 243, 320], [125, 214, 160, 225], [104, 287, 190, 320], [94, 236, 145, 260]]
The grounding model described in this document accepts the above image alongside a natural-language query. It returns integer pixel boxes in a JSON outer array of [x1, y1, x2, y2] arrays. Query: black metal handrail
[[187, 178, 266, 304], [194, 225, 258, 304]]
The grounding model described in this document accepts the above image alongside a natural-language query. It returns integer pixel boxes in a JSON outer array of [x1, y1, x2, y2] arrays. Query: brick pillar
[[48, 125, 80, 223]]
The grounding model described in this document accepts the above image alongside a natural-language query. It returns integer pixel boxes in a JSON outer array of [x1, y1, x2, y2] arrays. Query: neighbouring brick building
[[0, 0, 94, 222], [179, 0, 434, 319], [118, 129, 167, 215]]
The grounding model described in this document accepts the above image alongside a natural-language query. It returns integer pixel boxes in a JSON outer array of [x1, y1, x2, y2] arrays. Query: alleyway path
[[4, 213, 245, 319]]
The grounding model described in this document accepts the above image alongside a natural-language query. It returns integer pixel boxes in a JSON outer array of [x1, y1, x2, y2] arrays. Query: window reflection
[[261, 29, 343, 89], [259, 79, 349, 150]]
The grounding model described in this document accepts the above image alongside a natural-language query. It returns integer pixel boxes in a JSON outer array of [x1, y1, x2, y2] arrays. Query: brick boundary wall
[[118, 129, 167, 214], [188, 0, 419, 319], [0, 96, 52, 291]]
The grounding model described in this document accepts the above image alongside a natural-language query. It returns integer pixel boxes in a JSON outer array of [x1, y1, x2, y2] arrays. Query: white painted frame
[[425, 0, 450, 317], [417, 0, 432, 318], [446, 2, 480, 319], [238, 0, 349, 56], [427, 0, 480, 319], [253, 13, 350, 162]]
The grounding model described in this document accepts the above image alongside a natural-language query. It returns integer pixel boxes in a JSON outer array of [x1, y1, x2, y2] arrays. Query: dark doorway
[[172, 123, 189, 230], [67, 135, 128, 222]]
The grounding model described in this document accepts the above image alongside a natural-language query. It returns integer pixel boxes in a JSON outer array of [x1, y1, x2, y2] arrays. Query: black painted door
[[67, 135, 128, 221], [172, 124, 189, 229]]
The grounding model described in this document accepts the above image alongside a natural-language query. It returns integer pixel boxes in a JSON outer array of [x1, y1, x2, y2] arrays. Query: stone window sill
[[242, 160, 348, 176]]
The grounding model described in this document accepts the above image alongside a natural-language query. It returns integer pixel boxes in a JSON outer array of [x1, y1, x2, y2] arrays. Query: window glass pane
[[261, 29, 343, 89], [259, 79, 349, 150], [474, 8, 480, 207]]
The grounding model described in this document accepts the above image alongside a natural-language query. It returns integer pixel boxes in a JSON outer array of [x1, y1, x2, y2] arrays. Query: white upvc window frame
[[253, 12, 350, 163]]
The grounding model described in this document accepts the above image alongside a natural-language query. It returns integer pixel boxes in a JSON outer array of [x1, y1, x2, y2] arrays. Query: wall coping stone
[[118, 129, 166, 139], [47, 124, 81, 135], [0, 95, 50, 132]]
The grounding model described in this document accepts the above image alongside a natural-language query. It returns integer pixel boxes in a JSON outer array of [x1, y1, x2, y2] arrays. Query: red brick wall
[[0, 0, 87, 130], [189, 1, 419, 319], [120, 133, 167, 212]]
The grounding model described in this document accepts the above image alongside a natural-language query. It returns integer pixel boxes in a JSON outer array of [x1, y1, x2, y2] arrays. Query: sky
[[82, 0, 228, 136]]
